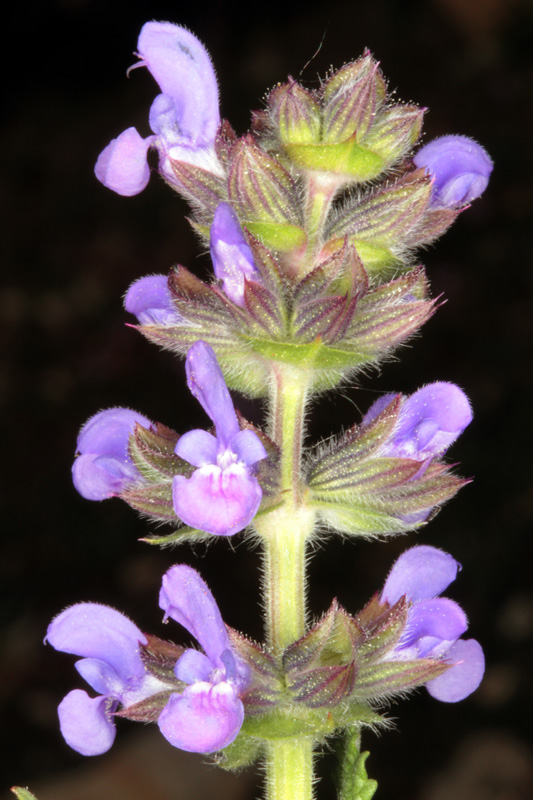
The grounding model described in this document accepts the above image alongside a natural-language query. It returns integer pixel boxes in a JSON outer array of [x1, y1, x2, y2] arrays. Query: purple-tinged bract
[[413, 135, 493, 207], [172, 341, 267, 535], [46, 604, 167, 755], [381, 546, 485, 702], [124, 274, 181, 325], [72, 408, 152, 500], [210, 203, 261, 306], [157, 564, 249, 752], [95, 22, 221, 196]]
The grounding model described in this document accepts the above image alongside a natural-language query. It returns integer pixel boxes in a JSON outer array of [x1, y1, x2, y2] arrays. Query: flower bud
[[364, 104, 425, 163], [413, 135, 493, 207], [268, 79, 321, 146], [228, 138, 306, 251], [322, 55, 386, 144]]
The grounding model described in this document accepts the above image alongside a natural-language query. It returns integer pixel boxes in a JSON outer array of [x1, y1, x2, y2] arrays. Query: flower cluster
[[93, 23, 493, 404], [308, 382, 472, 536], [72, 341, 266, 537], [46, 547, 484, 760]]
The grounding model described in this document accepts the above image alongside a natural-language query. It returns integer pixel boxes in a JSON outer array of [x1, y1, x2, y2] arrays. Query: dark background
[[2, 0, 532, 798]]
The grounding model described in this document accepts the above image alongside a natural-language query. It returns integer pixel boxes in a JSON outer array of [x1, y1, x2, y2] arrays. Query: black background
[[2, 0, 533, 798]]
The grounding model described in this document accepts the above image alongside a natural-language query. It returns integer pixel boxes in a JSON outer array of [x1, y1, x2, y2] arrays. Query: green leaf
[[334, 702, 384, 729], [241, 707, 335, 740], [309, 457, 420, 495], [215, 735, 263, 771], [335, 729, 378, 800], [140, 526, 214, 547], [314, 500, 414, 537], [352, 241, 401, 275], [245, 221, 307, 252], [11, 790, 39, 800], [245, 336, 366, 372], [285, 140, 385, 181]]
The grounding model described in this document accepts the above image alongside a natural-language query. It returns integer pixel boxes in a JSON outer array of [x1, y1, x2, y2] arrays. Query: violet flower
[[172, 341, 267, 535], [381, 545, 485, 702], [124, 274, 182, 325], [363, 382, 472, 462], [413, 135, 493, 207], [46, 604, 168, 755], [72, 408, 152, 500], [95, 22, 221, 197], [210, 203, 261, 306], [157, 564, 249, 752]]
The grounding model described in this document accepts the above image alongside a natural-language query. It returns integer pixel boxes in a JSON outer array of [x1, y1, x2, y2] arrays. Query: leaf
[[245, 335, 367, 372], [241, 707, 336, 740], [328, 170, 431, 244], [314, 501, 416, 538], [140, 526, 214, 547], [335, 729, 378, 800], [245, 221, 307, 252], [11, 790, 39, 800], [309, 457, 421, 495], [215, 735, 263, 771]]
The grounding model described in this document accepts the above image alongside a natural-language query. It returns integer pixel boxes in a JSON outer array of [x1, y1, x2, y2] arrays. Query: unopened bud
[[269, 79, 321, 146], [322, 54, 386, 143], [364, 104, 425, 164]]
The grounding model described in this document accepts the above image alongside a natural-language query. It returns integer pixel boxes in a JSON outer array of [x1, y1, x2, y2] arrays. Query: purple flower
[[381, 545, 485, 702], [157, 564, 249, 752], [173, 341, 267, 536], [72, 408, 152, 500], [413, 135, 493, 207], [94, 127, 154, 197], [363, 382, 472, 462], [124, 274, 182, 325], [95, 22, 221, 197], [46, 605, 168, 755], [210, 203, 261, 305]]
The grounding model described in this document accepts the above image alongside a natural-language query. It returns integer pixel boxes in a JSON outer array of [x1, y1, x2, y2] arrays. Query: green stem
[[266, 740, 315, 800], [260, 363, 314, 650], [254, 364, 316, 800], [303, 173, 341, 262]]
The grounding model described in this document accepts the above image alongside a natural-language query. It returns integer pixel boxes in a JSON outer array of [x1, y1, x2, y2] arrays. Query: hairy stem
[[266, 740, 315, 800], [254, 364, 316, 800]]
